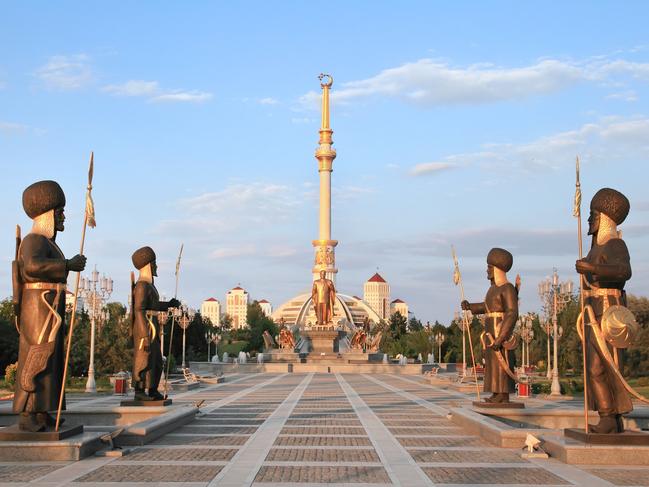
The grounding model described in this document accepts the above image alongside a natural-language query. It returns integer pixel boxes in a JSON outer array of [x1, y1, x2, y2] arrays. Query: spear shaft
[[164, 244, 184, 398], [452, 246, 481, 401], [56, 152, 94, 431], [575, 156, 590, 433]]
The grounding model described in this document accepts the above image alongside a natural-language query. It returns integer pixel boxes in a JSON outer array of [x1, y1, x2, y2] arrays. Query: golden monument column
[[312, 73, 338, 284]]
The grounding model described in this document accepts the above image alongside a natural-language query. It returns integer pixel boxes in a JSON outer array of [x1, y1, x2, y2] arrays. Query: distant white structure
[[226, 286, 249, 329], [258, 299, 272, 317], [390, 298, 408, 319], [201, 297, 221, 327], [65, 290, 84, 313], [363, 272, 391, 320]]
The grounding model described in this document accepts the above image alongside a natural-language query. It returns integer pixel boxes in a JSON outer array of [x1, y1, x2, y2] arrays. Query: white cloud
[[412, 116, 649, 174], [36, 54, 92, 90], [258, 97, 279, 105], [211, 244, 256, 259], [297, 56, 649, 109], [102, 80, 212, 103], [606, 90, 638, 102], [151, 91, 213, 103], [0, 121, 28, 135], [409, 162, 457, 176], [102, 80, 159, 97]]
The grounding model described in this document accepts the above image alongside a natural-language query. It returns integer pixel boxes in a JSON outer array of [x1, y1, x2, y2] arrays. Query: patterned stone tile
[[195, 418, 265, 425], [0, 464, 63, 482], [280, 426, 366, 435], [275, 436, 372, 447], [398, 436, 486, 447], [75, 465, 222, 482], [422, 467, 569, 485], [290, 412, 358, 419], [152, 435, 250, 446], [588, 469, 649, 486], [254, 465, 390, 483], [119, 447, 237, 461], [388, 427, 463, 436], [266, 448, 380, 462], [179, 425, 258, 434], [410, 449, 527, 463], [284, 418, 362, 426]]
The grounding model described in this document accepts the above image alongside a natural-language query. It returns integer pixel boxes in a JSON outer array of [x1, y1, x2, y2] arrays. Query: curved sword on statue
[[452, 246, 481, 401], [163, 243, 183, 399], [481, 332, 524, 383], [56, 152, 96, 431]]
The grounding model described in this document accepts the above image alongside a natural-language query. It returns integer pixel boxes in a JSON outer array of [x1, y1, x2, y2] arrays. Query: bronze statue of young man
[[575, 188, 633, 434], [312, 270, 336, 326], [131, 247, 180, 401], [462, 248, 519, 404], [13, 181, 87, 432]]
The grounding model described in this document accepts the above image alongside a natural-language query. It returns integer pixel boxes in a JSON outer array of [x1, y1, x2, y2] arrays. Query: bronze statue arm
[[576, 240, 632, 281], [20, 235, 67, 282], [154, 297, 180, 311], [461, 300, 486, 315], [493, 283, 519, 347]]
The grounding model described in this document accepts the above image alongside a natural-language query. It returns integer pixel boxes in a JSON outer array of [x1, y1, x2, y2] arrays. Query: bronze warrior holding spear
[[131, 247, 180, 401], [575, 188, 633, 434], [13, 181, 87, 432], [462, 248, 519, 404]]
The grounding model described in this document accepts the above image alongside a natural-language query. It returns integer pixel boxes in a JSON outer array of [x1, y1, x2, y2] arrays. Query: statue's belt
[[485, 312, 504, 318], [24, 282, 66, 291]]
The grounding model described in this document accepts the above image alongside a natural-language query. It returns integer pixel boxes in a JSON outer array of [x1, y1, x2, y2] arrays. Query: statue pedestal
[[0, 424, 83, 442], [120, 399, 172, 407], [472, 401, 525, 409], [565, 428, 649, 445], [305, 329, 340, 354]]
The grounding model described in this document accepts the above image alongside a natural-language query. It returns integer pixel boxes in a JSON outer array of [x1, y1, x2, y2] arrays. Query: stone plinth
[[305, 329, 340, 354]]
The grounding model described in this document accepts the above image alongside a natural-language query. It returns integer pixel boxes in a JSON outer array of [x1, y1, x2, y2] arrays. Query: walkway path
[[1, 372, 647, 486]]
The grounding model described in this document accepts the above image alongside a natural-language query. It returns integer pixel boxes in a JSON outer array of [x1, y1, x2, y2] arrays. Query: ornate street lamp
[[538, 269, 573, 396], [434, 332, 445, 364], [178, 305, 195, 369], [79, 266, 113, 393], [517, 314, 534, 369]]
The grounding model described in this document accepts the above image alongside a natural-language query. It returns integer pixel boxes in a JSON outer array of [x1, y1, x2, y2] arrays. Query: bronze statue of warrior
[[575, 188, 634, 434], [462, 248, 519, 404], [312, 269, 336, 326], [13, 181, 87, 432], [131, 247, 180, 401]]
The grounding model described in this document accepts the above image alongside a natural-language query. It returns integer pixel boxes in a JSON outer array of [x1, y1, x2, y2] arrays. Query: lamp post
[[434, 332, 445, 364], [178, 305, 195, 369], [517, 314, 534, 369], [79, 266, 113, 393], [538, 269, 573, 396]]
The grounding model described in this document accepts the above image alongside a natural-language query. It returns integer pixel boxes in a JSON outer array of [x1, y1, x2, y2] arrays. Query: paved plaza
[[1, 373, 649, 486]]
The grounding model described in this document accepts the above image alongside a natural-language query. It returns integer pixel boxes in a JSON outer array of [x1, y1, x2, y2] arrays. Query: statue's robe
[[13, 233, 68, 413], [132, 281, 172, 390], [470, 282, 518, 394], [583, 237, 633, 416]]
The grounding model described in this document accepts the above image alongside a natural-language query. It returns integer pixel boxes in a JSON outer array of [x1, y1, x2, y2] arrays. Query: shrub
[[4, 362, 17, 388]]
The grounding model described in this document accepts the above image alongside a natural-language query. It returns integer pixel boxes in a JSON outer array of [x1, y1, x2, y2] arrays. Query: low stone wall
[[190, 361, 434, 375]]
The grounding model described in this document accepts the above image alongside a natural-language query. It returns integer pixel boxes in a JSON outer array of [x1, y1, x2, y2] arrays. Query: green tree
[[408, 316, 423, 332], [0, 299, 19, 373], [388, 311, 407, 340], [245, 301, 278, 353], [95, 302, 132, 375]]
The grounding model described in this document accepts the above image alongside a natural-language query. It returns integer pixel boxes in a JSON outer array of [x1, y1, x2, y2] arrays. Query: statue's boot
[[591, 415, 618, 434], [134, 382, 152, 401], [615, 414, 625, 433], [494, 393, 510, 403], [148, 389, 164, 400], [484, 394, 499, 403], [36, 411, 63, 429], [19, 412, 45, 432]]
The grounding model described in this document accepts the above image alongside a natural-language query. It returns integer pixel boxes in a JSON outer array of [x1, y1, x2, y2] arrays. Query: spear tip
[[88, 152, 94, 185]]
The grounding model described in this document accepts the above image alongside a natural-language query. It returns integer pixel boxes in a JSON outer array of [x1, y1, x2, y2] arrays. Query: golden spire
[[316, 73, 336, 172]]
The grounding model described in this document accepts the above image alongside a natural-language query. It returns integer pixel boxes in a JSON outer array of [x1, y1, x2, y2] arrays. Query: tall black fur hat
[[591, 188, 630, 225], [132, 246, 156, 270], [487, 248, 513, 272], [22, 180, 66, 219]]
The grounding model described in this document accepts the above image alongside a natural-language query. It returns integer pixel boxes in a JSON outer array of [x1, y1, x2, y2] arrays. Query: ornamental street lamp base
[[85, 375, 96, 394]]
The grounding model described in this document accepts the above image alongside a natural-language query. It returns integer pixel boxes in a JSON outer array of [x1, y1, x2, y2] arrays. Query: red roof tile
[[367, 272, 386, 283]]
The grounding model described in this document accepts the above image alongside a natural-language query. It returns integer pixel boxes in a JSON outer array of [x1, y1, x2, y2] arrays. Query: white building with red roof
[[201, 297, 221, 327], [390, 298, 408, 319], [226, 286, 248, 329], [258, 299, 272, 317], [363, 272, 391, 320]]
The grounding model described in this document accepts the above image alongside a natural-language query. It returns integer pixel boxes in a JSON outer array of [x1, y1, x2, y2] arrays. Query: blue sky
[[1, 2, 648, 322]]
